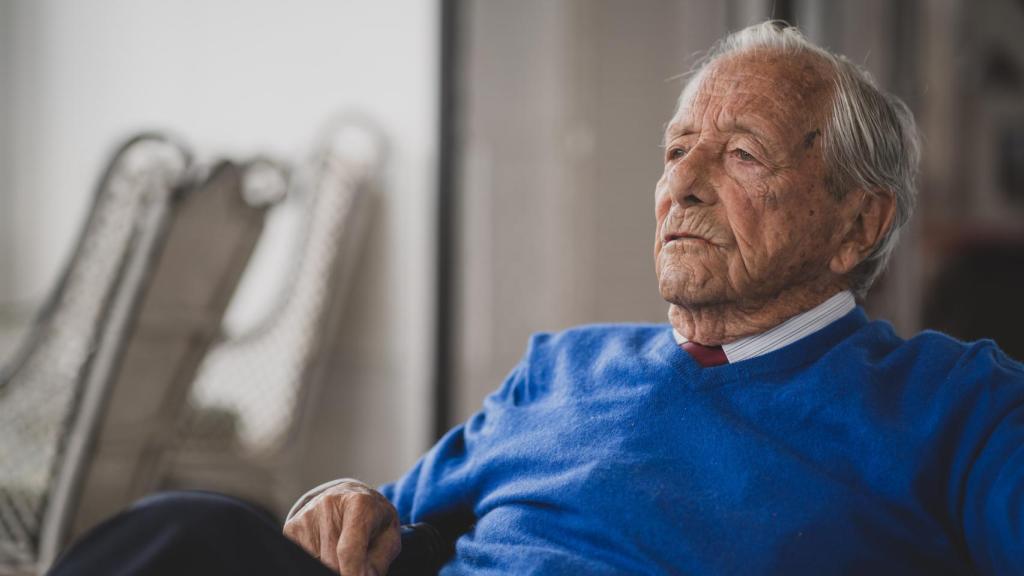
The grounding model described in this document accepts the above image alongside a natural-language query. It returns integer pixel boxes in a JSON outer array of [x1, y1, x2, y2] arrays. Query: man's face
[[654, 50, 847, 309]]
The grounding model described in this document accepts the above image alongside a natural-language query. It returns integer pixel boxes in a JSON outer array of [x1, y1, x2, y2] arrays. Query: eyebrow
[[662, 122, 691, 145]]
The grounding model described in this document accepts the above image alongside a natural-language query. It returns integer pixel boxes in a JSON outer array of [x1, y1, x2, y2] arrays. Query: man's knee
[[52, 491, 293, 576], [126, 490, 278, 537]]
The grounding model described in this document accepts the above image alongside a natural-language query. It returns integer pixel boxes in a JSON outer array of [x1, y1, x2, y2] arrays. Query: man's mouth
[[663, 232, 709, 245]]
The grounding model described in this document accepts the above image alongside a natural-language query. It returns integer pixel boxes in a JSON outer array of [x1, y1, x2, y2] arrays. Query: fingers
[[336, 495, 378, 575], [336, 493, 401, 576], [283, 482, 400, 576], [366, 517, 401, 576], [318, 502, 343, 572], [283, 507, 321, 560]]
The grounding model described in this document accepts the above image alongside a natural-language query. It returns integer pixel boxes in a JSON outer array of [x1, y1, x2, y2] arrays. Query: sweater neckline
[[658, 307, 870, 387]]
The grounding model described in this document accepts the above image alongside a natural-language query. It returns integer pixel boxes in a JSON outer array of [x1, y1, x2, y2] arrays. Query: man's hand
[[283, 480, 401, 576]]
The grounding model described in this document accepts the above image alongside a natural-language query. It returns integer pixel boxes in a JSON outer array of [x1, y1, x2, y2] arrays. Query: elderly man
[[52, 21, 1023, 576]]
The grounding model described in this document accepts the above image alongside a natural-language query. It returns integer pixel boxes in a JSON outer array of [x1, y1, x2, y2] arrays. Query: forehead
[[667, 50, 833, 140]]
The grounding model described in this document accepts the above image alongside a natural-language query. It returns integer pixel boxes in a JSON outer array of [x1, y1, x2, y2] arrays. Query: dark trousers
[[49, 491, 336, 576]]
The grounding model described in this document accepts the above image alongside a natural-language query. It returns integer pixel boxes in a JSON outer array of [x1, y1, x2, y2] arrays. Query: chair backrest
[[55, 160, 275, 552], [0, 135, 189, 575], [160, 120, 384, 515], [0, 121, 382, 575]]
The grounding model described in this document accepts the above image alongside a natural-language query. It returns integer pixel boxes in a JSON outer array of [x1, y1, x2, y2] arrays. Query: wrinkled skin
[[655, 50, 895, 345], [283, 480, 400, 576]]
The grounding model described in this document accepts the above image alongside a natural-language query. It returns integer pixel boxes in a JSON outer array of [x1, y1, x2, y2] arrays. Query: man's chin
[[657, 279, 724, 309], [656, 258, 725, 303]]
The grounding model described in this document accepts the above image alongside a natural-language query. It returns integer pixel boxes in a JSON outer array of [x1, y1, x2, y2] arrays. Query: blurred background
[[0, 0, 1023, 567]]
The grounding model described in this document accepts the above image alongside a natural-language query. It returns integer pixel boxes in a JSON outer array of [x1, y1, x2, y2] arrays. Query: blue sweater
[[379, 309, 1024, 574]]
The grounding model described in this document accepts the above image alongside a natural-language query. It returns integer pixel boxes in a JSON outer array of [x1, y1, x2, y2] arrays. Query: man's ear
[[829, 189, 896, 275]]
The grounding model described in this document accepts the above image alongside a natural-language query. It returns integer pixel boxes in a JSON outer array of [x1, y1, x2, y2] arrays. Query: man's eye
[[667, 147, 687, 161], [733, 148, 756, 162]]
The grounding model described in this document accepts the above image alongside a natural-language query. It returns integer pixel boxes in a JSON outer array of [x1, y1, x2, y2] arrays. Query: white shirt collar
[[672, 291, 856, 363]]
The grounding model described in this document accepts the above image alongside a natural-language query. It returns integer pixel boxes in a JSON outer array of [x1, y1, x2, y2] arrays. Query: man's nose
[[667, 146, 718, 206]]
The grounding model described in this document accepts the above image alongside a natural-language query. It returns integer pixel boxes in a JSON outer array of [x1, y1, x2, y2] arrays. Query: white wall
[[0, 1, 13, 315], [0, 0, 438, 487]]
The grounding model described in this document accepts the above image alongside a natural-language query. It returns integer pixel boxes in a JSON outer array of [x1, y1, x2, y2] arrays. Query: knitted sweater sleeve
[[958, 346, 1024, 574], [377, 354, 533, 544]]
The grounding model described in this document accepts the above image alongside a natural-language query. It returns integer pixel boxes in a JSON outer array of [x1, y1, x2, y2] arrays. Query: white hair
[[679, 21, 921, 298]]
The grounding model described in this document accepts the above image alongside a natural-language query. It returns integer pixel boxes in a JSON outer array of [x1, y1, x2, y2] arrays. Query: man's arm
[[958, 349, 1024, 573], [961, 404, 1024, 573], [283, 352, 533, 574]]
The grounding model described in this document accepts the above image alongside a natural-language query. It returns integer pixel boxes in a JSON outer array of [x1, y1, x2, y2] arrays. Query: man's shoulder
[[900, 329, 1024, 374], [487, 324, 674, 406], [873, 328, 1024, 402], [525, 322, 671, 353], [516, 323, 673, 374]]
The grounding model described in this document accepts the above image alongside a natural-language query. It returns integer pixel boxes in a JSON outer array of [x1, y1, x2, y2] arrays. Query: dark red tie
[[681, 341, 728, 368]]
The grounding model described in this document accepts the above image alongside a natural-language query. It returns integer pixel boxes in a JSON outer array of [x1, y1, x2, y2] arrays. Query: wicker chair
[[0, 120, 382, 575], [0, 136, 190, 574], [159, 120, 384, 519], [58, 159, 278, 548]]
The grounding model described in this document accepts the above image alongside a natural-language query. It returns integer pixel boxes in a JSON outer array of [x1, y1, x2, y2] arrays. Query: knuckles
[[294, 486, 398, 533], [324, 490, 393, 519], [284, 483, 400, 573]]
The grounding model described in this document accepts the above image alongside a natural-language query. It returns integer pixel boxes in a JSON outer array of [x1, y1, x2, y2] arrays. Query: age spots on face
[[823, 172, 840, 197], [803, 128, 821, 150]]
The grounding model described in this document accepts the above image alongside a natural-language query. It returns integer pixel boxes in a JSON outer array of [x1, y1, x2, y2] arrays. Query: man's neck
[[668, 284, 848, 346]]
